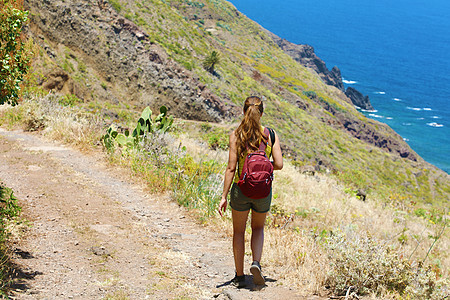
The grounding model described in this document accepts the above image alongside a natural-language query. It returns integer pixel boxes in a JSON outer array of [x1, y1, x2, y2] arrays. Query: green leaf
[[159, 105, 168, 114], [115, 133, 127, 146], [141, 106, 152, 120]]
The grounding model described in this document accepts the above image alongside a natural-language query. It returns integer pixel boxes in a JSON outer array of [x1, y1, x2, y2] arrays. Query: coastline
[[230, 0, 450, 174]]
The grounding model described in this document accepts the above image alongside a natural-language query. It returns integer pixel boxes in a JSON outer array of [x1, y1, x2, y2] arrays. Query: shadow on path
[[216, 274, 277, 291], [8, 248, 42, 294]]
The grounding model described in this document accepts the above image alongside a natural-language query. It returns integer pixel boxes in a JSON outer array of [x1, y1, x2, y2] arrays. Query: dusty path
[[0, 128, 309, 299]]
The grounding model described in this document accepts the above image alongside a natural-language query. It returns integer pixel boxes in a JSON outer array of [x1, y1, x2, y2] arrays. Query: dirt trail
[[0, 128, 313, 299]]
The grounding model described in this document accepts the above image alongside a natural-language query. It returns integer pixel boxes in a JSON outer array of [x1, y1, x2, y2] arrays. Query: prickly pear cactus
[[102, 126, 118, 152], [102, 106, 173, 152]]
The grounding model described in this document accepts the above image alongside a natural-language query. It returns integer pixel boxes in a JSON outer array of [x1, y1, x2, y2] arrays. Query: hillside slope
[[23, 0, 449, 205]]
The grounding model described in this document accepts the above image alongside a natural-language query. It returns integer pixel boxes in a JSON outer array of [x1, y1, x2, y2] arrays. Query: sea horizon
[[230, 0, 450, 174]]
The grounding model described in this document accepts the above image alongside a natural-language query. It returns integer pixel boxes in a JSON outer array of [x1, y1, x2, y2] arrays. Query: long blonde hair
[[235, 96, 267, 157]]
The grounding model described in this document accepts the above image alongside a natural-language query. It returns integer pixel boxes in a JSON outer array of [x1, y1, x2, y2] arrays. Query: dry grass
[[273, 163, 449, 265], [250, 163, 448, 297], [0, 93, 104, 151], [30, 94, 104, 150]]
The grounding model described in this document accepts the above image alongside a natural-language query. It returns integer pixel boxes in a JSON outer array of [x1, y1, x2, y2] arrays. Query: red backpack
[[238, 127, 275, 199]]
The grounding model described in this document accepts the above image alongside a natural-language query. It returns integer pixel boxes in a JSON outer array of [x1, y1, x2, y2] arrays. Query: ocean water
[[230, 0, 450, 173]]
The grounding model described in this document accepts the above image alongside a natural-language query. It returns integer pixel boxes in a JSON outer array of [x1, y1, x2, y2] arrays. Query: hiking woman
[[218, 96, 283, 287]]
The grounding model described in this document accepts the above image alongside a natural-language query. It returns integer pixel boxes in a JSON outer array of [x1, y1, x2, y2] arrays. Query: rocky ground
[[0, 128, 321, 299]]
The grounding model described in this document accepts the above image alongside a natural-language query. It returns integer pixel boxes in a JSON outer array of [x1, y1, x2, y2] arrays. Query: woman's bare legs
[[250, 211, 267, 263], [232, 208, 249, 276]]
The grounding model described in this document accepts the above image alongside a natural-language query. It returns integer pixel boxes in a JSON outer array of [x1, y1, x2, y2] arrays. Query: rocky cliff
[[266, 30, 345, 92], [264, 30, 377, 112], [345, 87, 374, 111], [25, 0, 239, 122]]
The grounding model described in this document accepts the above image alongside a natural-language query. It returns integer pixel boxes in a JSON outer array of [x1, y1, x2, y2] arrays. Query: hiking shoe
[[250, 261, 265, 285], [231, 274, 246, 288]]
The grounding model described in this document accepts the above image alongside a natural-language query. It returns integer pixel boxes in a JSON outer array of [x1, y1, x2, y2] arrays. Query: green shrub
[[108, 0, 122, 13], [77, 61, 87, 73], [0, 186, 21, 244], [0, 0, 32, 105], [302, 91, 317, 99], [216, 21, 231, 32], [59, 94, 81, 106], [185, 1, 205, 9], [205, 131, 228, 150], [0, 184, 22, 294], [202, 51, 220, 74]]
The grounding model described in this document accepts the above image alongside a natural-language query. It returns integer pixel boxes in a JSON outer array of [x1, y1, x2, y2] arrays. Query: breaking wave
[[343, 79, 358, 84], [427, 122, 444, 128]]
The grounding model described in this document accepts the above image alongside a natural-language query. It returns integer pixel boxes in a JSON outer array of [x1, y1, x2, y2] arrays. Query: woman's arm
[[271, 130, 283, 170], [218, 132, 238, 216]]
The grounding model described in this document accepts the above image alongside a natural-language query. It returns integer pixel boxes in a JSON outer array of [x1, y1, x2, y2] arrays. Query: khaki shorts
[[229, 183, 272, 213]]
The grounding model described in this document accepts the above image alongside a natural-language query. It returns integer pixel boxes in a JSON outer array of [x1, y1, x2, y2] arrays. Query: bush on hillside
[[202, 51, 220, 74], [325, 228, 448, 299]]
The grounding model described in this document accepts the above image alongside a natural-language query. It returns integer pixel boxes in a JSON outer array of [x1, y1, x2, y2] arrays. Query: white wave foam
[[417, 117, 425, 120], [402, 123, 412, 126], [386, 117, 393, 120], [343, 79, 358, 84], [407, 107, 422, 111], [369, 114, 384, 118], [427, 122, 444, 128], [361, 109, 378, 113], [374, 91, 386, 95], [432, 116, 441, 119], [423, 108, 432, 111], [403, 138, 410, 142], [392, 98, 402, 101]]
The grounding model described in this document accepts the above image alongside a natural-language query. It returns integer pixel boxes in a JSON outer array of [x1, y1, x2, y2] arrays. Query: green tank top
[[234, 128, 273, 183]]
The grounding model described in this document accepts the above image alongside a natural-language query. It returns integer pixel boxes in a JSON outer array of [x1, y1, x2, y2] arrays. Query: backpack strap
[[267, 127, 275, 146], [265, 127, 275, 158], [259, 127, 270, 151]]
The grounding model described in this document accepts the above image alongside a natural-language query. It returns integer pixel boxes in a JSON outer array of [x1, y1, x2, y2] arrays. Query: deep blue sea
[[230, 0, 450, 173]]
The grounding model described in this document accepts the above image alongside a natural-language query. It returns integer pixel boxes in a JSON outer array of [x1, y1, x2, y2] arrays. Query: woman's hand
[[218, 196, 228, 217]]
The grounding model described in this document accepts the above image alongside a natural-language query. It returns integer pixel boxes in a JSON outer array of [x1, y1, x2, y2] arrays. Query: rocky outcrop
[[342, 118, 417, 161], [265, 30, 376, 112], [345, 87, 374, 110], [265, 30, 344, 91], [24, 0, 239, 122]]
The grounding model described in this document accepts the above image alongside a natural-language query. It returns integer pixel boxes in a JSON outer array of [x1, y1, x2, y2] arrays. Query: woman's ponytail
[[235, 96, 267, 157]]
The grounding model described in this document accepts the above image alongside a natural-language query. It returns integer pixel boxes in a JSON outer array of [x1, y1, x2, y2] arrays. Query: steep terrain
[[22, 0, 449, 204], [25, 0, 238, 122]]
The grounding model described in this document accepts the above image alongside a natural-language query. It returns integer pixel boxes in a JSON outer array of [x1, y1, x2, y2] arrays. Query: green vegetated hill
[[24, 0, 449, 208]]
